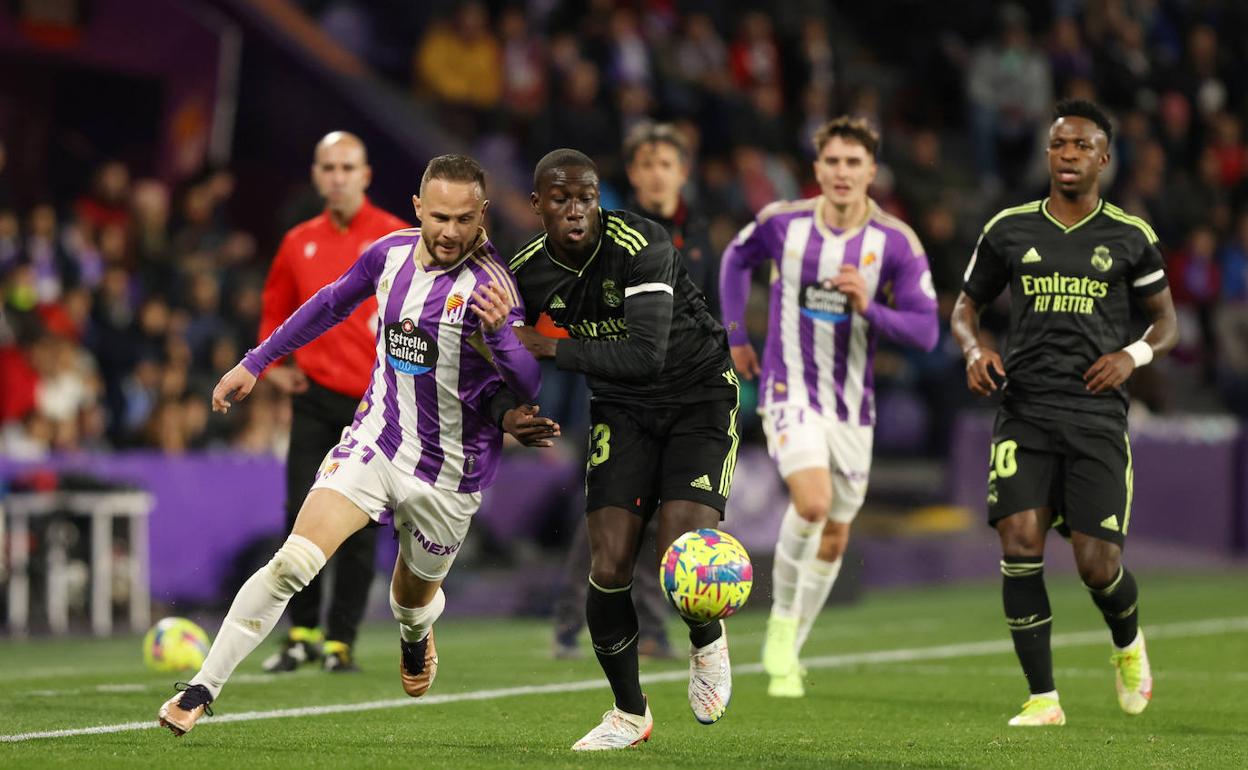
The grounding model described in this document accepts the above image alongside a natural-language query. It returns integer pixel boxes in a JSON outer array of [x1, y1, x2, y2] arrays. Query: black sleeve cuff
[[488, 387, 521, 427]]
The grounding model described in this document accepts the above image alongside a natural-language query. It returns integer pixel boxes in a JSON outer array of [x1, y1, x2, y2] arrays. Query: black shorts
[[585, 370, 741, 518], [986, 406, 1134, 547]]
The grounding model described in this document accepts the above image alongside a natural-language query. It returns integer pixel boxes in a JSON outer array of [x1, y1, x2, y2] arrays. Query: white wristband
[[1123, 339, 1153, 368]]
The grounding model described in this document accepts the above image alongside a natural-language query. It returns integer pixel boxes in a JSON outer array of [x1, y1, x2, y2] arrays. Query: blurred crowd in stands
[[0, 156, 287, 458], [3, 0, 1248, 459]]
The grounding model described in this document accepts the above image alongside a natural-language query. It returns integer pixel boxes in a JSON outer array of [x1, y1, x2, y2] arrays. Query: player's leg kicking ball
[[661, 529, 751, 724]]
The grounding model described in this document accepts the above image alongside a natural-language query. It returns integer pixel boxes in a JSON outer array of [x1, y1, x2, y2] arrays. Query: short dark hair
[[533, 148, 596, 189], [1053, 99, 1113, 144], [812, 116, 880, 157], [420, 154, 486, 196], [622, 122, 690, 165]]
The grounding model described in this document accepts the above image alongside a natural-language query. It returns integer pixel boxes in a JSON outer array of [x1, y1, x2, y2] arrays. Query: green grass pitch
[[2, 570, 1245, 768]]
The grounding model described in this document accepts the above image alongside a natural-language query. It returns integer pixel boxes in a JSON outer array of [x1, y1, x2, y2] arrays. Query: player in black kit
[[510, 148, 740, 750], [952, 100, 1178, 727]]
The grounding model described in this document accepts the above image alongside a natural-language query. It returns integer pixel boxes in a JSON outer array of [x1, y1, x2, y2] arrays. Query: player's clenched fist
[[832, 264, 871, 313], [470, 281, 513, 333], [964, 346, 1006, 397], [212, 363, 258, 414]]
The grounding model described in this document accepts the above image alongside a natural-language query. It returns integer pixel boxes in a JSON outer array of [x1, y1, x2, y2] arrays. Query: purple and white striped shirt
[[243, 229, 540, 492], [720, 197, 938, 426]]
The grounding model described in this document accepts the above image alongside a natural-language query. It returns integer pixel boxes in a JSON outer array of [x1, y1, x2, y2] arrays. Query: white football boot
[[572, 698, 653, 751], [688, 621, 731, 723]]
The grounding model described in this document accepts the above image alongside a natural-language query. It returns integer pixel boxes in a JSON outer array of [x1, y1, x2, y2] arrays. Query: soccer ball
[[660, 528, 753, 621], [143, 617, 211, 672]]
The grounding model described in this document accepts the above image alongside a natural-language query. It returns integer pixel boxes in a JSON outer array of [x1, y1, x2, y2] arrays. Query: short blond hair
[[812, 116, 880, 156]]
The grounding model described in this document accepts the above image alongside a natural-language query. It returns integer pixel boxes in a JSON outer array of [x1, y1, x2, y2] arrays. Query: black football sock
[[683, 615, 723, 648], [586, 579, 645, 716], [1085, 566, 1140, 648], [1001, 555, 1055, 694]]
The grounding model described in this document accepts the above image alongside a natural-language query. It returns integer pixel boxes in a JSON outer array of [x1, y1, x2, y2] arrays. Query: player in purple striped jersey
[[158, 155, 555, 736], [720, 117, 939, 697]]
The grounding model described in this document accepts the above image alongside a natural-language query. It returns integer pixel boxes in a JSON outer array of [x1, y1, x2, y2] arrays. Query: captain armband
[[1123, 339, 1154, 368]]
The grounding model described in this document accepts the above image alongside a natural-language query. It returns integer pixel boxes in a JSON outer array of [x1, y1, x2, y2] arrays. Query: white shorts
[[310, 433, 481, 581], [761, 404, 874, 523]]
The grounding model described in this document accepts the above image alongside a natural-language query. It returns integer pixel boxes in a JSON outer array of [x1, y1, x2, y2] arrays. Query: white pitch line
[[3, 615, 1244, 744], [862, 664, 1248, 682]]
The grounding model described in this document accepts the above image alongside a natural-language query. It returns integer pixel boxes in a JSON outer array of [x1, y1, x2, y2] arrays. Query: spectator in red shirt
[[74, 160, 131, 234], [729, 12, 781, 92], [257, 131, 408, 674]]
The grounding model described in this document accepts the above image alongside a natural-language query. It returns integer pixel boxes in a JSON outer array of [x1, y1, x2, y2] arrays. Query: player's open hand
[[730, 343, 761, 380], [470, 282, 513, 333], [502, 404, 561, 447], [1083, 350, 1135, 394], [212, 363, 258, 414], [264, 365, 309, 395], [965, 347, 1006, 396], [833, 264, 871, 314], [512, 324, 557, 359]]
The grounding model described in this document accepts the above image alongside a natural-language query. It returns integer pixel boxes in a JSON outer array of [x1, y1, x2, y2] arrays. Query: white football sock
[[191, 534, 325, 699], [390, 586, 446, 643], [795, 556, 842, 654], [771, 505, 822, 619]]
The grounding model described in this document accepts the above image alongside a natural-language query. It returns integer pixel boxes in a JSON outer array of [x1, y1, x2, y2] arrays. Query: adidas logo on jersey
[[550, 294, 566, 309], [1100, 514, 1120, 532], [690, 474, 713, 491], [1022, 247, 1043, 264]]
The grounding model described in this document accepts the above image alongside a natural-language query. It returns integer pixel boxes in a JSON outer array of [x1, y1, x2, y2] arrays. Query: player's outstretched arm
[[242, 247, 382, 379], [1083, 287, 1178, 394], [952, 291, 1005, 396], [211, 363, 258, 414]]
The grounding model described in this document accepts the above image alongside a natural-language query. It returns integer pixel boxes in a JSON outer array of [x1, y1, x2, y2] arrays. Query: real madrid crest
[[602, 278, 622, 307], [1091, 244, 1112, 272]]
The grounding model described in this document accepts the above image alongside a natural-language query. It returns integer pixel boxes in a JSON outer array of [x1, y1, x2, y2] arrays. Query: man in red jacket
[[258, 131, 408, 672]]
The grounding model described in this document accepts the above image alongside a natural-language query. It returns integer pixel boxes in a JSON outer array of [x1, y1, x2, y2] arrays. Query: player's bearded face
[[814, 137, 875, 206], [413, 179, 488, 266], [533, 168, 601, 255], [1048, 117, 1108, 198]]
